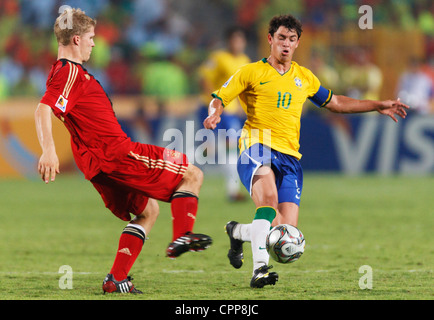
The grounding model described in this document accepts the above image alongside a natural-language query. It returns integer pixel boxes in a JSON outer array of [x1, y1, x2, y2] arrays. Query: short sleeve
[[303, 67, 333, 108], [309, 85, 333, 108], [40, 61, 82, 116], [212, 67, 249, 108]]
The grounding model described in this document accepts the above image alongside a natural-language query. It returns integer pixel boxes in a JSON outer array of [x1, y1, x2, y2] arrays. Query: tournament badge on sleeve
[[55, 95, 68, 112]]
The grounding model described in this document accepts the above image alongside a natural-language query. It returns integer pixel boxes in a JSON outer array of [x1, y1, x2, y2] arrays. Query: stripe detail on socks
[[122, 224, 146, 244], [254, 206, 276, 224]]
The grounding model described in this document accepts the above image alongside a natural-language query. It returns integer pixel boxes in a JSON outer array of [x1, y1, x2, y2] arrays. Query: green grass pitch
[[0, 173, 432, 300]]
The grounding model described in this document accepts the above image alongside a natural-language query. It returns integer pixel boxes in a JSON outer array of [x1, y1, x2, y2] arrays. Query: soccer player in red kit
[[35, 8, 212, 294]]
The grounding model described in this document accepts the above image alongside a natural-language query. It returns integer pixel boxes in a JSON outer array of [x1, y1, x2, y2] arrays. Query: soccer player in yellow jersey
[[198, 26, 251, 201], [204, 14, 409, 288]]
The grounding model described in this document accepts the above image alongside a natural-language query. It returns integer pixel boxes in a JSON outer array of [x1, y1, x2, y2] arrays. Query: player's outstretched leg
[[225, 221, 244, 268], [250, 265, 279, 288], [102, 199, 158, 294], [166, 164, 212, 258]]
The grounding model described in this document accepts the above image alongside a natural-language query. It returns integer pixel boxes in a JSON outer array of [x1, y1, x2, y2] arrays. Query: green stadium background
[[0, 0, 433, 178]]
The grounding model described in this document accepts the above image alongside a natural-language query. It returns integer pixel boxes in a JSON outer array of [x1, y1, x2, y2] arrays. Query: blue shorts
[[237, 143, 303, 206]]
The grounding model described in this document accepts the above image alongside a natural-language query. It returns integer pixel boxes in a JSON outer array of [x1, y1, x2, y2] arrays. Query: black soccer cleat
[[250, 265, 279, 288], [225, 221, 244, 269], [102, 274, 143, 294], [166, 232, 212, 259]]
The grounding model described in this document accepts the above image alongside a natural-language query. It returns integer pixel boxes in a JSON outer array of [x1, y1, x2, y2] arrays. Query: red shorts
[[91, 143, 189, 221]]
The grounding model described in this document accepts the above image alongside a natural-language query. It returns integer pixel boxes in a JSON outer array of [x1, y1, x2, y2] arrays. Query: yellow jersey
[[212, 58, 332, 159], [199, 50, 250, 114]]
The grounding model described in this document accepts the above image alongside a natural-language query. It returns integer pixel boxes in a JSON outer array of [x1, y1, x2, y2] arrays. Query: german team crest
[[165, 149, 182, 159], [163, 148, 187, 164]]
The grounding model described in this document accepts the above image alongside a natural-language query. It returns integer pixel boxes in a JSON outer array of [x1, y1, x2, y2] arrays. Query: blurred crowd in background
[[0, 0, 433, 113]]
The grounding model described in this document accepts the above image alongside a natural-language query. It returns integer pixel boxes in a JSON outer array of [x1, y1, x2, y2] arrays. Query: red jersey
[[40, 59, 133, 180], [40, 59, 189, 220]]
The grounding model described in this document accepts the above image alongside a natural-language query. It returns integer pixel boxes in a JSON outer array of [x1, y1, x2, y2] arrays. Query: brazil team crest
[[294, 77, 302, 88]]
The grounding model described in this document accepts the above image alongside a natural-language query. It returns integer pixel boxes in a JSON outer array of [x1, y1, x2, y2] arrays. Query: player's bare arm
[[325, 94, 410, 122], [35, 103, 59, 183], [203, 98, 224, 129]]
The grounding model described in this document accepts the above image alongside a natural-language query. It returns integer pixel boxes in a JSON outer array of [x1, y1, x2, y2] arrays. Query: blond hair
[[54, 8, 97, 46]]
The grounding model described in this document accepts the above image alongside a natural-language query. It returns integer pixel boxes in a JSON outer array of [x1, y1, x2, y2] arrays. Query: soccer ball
[[266, 224, 305, 264]]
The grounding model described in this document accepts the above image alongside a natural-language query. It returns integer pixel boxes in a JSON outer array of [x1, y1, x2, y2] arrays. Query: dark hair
[[268, 14, 303, 39], [224, 26, 246, 41]]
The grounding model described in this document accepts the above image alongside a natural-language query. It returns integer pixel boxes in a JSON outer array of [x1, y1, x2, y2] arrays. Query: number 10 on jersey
[[277, 91, 292, 109]]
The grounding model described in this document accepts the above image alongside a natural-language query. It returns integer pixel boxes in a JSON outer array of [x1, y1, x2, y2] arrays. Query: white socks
[[234, 207, 276, 274], [233, 223, 251, 242], [250, 218, 271, 272]]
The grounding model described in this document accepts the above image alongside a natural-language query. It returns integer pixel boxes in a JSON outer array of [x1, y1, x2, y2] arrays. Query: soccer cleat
[[250, 265, 279, 288], [225, 221, 244, 269], [166, 232, 212, 259], [102, 273, 143, 294]]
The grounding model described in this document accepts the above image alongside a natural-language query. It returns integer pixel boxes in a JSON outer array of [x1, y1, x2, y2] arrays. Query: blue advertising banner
[[299, 112, 434, 174], [121, 111, 434, 175]]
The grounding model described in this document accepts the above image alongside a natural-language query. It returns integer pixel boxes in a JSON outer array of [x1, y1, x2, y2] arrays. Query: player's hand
[[38, 151, 60, 183], [203, 114, 221, 130], [378, 98, 410, 122]]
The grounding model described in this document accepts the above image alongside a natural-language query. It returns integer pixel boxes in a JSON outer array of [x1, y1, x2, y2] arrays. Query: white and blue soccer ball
[[266, 224, 305, 264]]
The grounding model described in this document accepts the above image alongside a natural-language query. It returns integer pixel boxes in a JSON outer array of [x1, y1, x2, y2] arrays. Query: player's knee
[[144, 198, 160, 219], [253, 188, 278, 208], [185, 164, 203, 186], [175, 164, 203, 196], [261, 192, 278, 208]]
